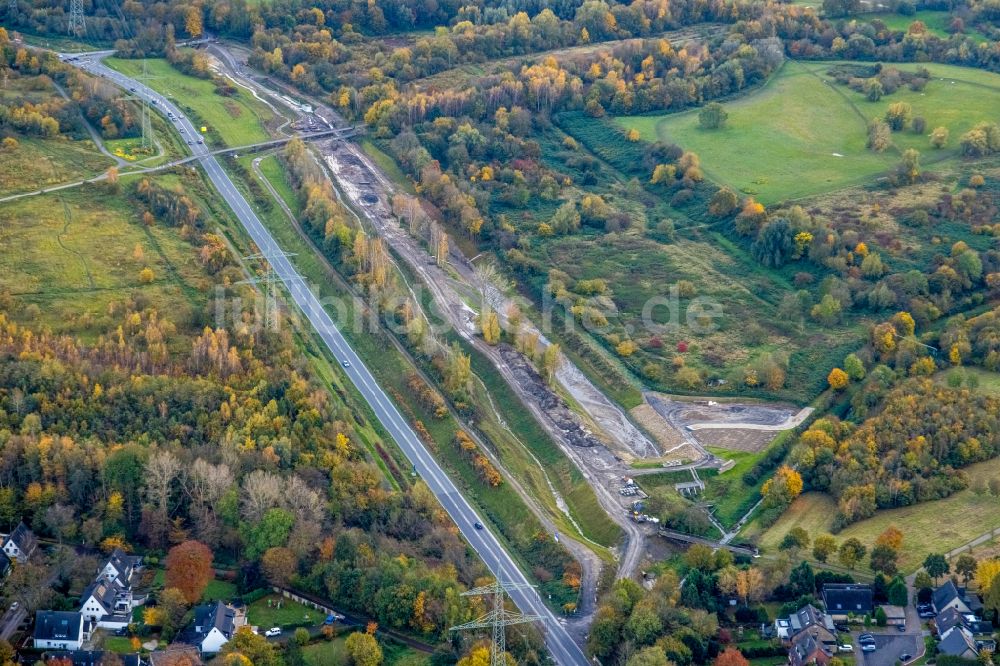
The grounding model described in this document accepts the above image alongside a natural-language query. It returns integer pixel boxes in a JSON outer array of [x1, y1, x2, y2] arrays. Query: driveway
[[857, 632, 923, 666]]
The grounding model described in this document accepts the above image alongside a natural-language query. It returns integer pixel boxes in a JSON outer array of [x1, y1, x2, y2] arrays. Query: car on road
[[474, 521, 484, 530], [324, 613, 344, 625], [838, 645, 854, 653], [9, 602, 17, 610], [197, 139, 204, 144], [900, 654, 912, 662], [861, 644, 877, 653], [264, 627, 282, 637], [129, 87, 136, 92], [341, 360, 350, 367]]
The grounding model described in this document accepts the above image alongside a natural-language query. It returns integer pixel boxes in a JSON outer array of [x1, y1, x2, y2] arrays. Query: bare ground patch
[[692, 428, 777, 452]]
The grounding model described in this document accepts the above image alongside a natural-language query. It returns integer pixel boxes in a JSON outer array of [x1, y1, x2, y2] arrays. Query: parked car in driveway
[[896, 624, 906, 632], [900, 653, 912, 662], [265, 627, 282, 637], [838, 644, 854, 653]]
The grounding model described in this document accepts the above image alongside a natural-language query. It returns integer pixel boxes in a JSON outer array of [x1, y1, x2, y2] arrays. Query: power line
[[236, 251, 299, 331], [68, 0, 85, 37], [450, 567, 543, 666]]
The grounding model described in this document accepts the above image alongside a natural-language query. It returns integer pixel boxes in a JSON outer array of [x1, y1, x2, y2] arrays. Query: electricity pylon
[[450, 567, 543, 666], [236, 251, 298, 331], [132, 60, 159, 149], [68, 0, 85, 37]]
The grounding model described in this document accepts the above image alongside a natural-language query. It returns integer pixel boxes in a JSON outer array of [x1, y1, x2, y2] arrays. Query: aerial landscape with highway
[[1, 3, 1000, 666]]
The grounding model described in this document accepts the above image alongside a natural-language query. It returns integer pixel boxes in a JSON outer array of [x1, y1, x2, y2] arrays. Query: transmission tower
[[236, 251, 299, 331], [450, 568, 543, 666], [68, 0, 85, 37], [124, 60, 159, 149]]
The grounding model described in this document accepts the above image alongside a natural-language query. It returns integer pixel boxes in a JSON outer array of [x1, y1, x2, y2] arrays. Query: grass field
[[934, 367, 1000, 396], [753, 456, 1000, 572], [0, 182, 210, 335], [105, 57, 275, 147], [616, 60, 1000, 204], [865, 10, 988, 42], [0, 136, 112, 196]]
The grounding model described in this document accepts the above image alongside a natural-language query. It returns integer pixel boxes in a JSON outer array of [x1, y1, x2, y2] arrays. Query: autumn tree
[[159, 587, 189, 634], [813, 534, 837, 562], [867, 118, 892, 153], [761, 466, 803, 509], [714, 647, 750, 666], [838, 538, 867, 569], [165, 540, 214, 603], [828, 367, 849, 390], [261, 547, 297, 586], [975, 558, 1000, 592], [345, 631, 383, 666], [870, 545, 899, 575], [875, 526, 903, 551], [185, 7, 203, 37], [954, 554, 978, 584], [930, 126, 949, 149], [480, 310, 501, 345]]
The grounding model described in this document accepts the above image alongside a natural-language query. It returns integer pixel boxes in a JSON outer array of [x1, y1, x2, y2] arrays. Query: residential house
[[43, 650, 144, 666], [33, 611, 90, 650], [97, 550, 142, 588], [937, 626, 979, 660], [934, 608, 995, 653], [0, 551, 10, 578], [80, 580, 131, 630], [822, 584, 874, 621], [183, 601, 243, 654], [932, 580, 982, 615], [3, 521, 38, 563], [788, 633, 833, 666], [775, 605, 837, 645]]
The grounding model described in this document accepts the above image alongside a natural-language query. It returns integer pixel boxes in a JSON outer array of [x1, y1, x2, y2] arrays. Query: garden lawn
[[104, 57, 274, 146], [247, 595, 322, 628], [616, 60, 1000, 204], [303, 640, 350, 666], [753, 456, 1000, 572]]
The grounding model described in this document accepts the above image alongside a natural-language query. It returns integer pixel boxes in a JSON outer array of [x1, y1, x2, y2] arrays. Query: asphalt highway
[[66, 51, 589, 666]]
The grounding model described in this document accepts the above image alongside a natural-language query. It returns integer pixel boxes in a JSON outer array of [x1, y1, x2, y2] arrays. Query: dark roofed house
[[932, 580, 981, 615], [937, 627, 979, 660], [180, 601, 243, 654], [33, 611, 88, 650], [98, 549, 142, 588], [0, 551, 10, 578], [822, 584, 874, 621], [789, 632, 833, 666], [3, 521, 38, 563], [775, 605, 837, 645]]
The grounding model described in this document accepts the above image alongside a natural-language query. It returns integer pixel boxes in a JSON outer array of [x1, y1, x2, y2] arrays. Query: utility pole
[[68, 0, 85, 37], [450, 567, 543, 666], [236, 251, 298, 331]]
